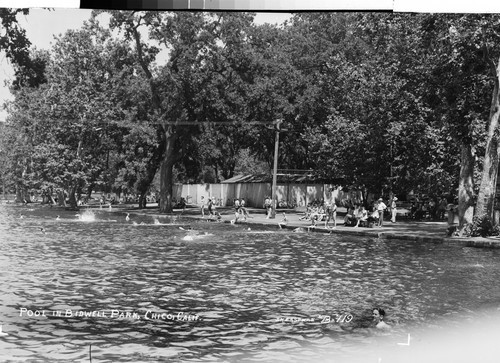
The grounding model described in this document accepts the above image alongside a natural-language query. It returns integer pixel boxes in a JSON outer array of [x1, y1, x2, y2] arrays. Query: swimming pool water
[[1, 203, 500, 362]]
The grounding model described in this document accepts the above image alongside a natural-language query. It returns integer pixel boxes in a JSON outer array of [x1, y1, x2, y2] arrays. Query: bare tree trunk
[[15, 183, 26, 203], [15, 160, 28, 203], [57, 190, 67, 207], [68, 184, 78, 210], [159, 128, 175, 213], [86, 183, 94, 200], [67, 140, 83, 210], [138, 192, 147, 209], [136, 133, 164, 210], [131, 23, 177, 214], [458, 144, 475, 233], [475, 55, 500, 221]]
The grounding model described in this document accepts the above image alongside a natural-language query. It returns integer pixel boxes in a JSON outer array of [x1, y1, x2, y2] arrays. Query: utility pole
[[271, 119, 283, 219], [390, 141, 393, 200]]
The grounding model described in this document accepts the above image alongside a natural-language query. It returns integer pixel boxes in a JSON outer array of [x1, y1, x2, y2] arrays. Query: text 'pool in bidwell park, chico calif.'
[[19, 308, 200, 321]]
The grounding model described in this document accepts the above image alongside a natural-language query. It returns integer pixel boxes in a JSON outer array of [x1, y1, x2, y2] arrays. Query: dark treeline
[[1, 11, 500, 235]]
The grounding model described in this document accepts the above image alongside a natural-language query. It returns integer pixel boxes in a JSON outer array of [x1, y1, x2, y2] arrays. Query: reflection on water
[[1, 203, 500, 362]]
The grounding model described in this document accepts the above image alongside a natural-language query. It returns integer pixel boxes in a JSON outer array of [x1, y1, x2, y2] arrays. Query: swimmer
[[19, 214, 24, 219], [56, 215, 60, 220], [125, 213, 130, 222], [373, 308, 391, 330], [182, 231, 212, 241], [293, 227, 305, 233], [40, 227, 46, 234], [307, 224, 316, 232]]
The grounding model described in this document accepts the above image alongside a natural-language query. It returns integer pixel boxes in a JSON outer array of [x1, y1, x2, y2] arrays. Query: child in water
[[373, 308, 391, 330]]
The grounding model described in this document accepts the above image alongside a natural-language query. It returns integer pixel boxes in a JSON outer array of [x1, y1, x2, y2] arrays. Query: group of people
[[298, 200, 338, 229], [344, 197, 397, 228], [409, 196, 455, 221], [294, 197, 399, 229], [231, 198, 250, 223], [200, 196, 222, 221]]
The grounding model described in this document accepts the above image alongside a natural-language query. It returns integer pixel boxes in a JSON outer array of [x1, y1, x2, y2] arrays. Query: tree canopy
[[3, 11, 500, 233]]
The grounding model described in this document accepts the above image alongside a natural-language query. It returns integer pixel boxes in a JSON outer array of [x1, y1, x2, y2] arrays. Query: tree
[[418, 15, 500, 231], [5, 19, 145, 208], [101, 11, 261, 212], [0, 8, 31, 67]]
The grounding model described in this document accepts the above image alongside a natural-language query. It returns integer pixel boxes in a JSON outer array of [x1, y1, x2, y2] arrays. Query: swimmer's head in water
[[373, 308, 385, 321]]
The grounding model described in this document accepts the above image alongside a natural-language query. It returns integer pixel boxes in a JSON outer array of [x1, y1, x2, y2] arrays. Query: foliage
[[4, 11, 500, 219], [0, 8, 30, 66], [3, 19, 147, 206], [462, 214, 500, 237]]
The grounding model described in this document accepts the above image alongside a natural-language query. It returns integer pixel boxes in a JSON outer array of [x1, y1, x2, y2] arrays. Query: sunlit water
[[1, 203, 500, 362]]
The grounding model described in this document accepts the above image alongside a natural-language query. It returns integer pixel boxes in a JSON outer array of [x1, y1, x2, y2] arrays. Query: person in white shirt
[[376, 198, 387, 227], [390, 197, 398, 223], [354, 206, 368, 228]]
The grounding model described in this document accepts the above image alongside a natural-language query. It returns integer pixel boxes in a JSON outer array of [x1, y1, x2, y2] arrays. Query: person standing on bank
[[207, 197, 214, 217], [233, 198, 241, 222], [377, 198, 387, 227], [325, 200, 337, 229], [240, 198, 249, 220], [200, 196, 206, 218], [446, 199, 456, 226], [264, 196, 272, 219], [390, 197, 398, 223]]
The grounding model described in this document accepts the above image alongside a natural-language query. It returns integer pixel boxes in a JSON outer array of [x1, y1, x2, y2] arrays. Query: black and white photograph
[[1, 1, 500, 362]]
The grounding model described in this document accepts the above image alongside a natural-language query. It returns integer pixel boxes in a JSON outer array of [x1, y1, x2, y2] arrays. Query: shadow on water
[[1, 203, 500, 362]]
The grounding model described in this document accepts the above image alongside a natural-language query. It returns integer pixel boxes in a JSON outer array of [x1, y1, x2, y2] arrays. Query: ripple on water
[[2, 204, 500, 361]]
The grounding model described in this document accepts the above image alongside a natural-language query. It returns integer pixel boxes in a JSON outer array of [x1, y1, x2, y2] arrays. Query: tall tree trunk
[[138, 192, 147, 209], [361, 186, 369, 209], [475, 55, 500, 221], [458, 144, 475, 232], [159, 128, 176, 213], [15, 159, 28, 203], [68, 184, 78, 210], [57, 190, 66, 207], [87, 183, 94, 200], [131, 23, 176, 213], [15, 183, 26, 203], [67, 139, 83, 210], [136, 133, 164, 210]]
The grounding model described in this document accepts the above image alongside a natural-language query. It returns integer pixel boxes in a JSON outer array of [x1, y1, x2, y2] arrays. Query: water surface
[[1, 203, 500, 362]]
